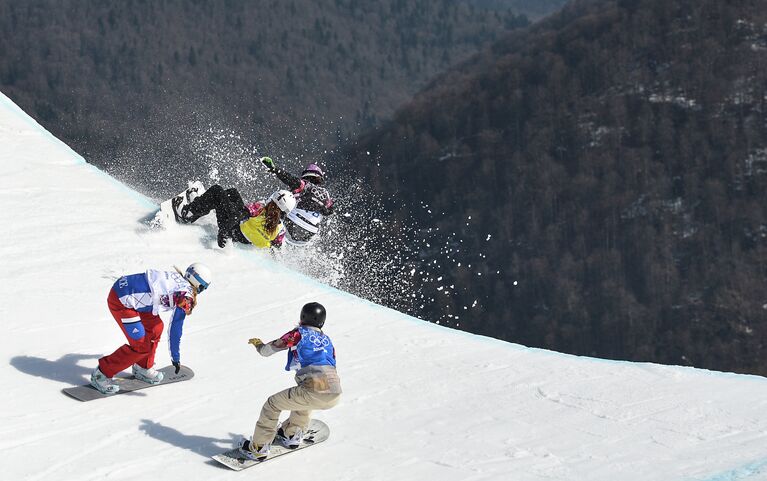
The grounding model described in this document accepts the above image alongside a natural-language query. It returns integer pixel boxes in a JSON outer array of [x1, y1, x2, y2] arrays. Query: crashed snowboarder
[[175, 184, 296, 249], [260, 157, 335, 246]]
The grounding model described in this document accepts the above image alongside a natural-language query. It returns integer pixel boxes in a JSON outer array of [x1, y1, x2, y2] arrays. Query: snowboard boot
[[132, 364, 164, 384], [186, 184, 202, 203], [90, 368, 120, 395], [172, 196, 201, 224], [275, 425, 303, 449], [238, 439, 270, 461]]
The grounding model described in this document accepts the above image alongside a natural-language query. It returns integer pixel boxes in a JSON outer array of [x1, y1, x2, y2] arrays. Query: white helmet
[[269, 189, 297, 214], [184, 262, 212, 293]]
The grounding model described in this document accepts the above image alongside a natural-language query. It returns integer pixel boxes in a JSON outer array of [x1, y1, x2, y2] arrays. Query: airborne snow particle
[[513, 281, 518, 286]]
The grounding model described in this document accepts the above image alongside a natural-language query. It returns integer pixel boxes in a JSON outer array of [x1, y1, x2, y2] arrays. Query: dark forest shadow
[[10, 353, 101, 385], [139, 419, 240, 458]]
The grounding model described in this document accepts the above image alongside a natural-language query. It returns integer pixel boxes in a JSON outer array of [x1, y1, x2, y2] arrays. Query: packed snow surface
[[1, 91, 766, 481]]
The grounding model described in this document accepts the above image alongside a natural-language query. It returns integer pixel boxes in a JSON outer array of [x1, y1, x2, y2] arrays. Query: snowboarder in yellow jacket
[[177, 185, 296, 248]]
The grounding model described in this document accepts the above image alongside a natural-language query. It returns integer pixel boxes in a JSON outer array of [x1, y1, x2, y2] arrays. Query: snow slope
[[1, 91, 767, 481]]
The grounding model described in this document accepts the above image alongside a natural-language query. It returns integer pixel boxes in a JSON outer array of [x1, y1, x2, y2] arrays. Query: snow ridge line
[[696, 458, 767, 481], [0, 90, 155, 209]]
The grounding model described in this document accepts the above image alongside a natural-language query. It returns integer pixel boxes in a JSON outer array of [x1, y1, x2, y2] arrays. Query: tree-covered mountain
[[344, 0, 767, 375], [0, 0, 545, 197], [470, 0, 568, 19]]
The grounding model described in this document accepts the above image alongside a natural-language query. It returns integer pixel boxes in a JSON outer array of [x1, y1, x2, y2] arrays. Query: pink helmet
[[301, 163, 325, 184]]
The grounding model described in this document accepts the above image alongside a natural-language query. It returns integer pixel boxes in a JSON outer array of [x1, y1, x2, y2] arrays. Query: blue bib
[[285, 326, 336, 371], [113, 273, 153, 312]]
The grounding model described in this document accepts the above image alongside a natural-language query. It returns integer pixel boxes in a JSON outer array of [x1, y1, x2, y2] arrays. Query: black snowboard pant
[[187, 184, 251, 244]]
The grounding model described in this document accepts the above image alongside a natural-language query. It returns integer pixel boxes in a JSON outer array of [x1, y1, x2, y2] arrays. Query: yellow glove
[[248, 338, 264, 348]]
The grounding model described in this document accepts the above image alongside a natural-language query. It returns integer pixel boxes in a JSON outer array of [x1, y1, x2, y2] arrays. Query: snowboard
[[152, 181, 206, 227], [62, 365, 194, 402], [211, 419, 330, 471]]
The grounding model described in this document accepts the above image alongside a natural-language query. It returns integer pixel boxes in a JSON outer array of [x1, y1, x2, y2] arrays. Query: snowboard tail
[[211, 419, 330, 471], [152, 181, 206, 228], [62, 365, 194, 402]]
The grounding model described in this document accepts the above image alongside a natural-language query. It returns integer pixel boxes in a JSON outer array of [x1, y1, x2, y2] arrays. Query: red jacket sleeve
[[279, 329, 302, 347]]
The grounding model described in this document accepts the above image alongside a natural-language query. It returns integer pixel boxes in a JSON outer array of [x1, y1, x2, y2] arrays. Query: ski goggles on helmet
[[192, 272, 209, 293]]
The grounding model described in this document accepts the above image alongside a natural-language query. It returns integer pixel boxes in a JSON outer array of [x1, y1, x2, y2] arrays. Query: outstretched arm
[[261, 157, 302, 191], [273, 167, 303, 191], [248, 329, 301, 357]]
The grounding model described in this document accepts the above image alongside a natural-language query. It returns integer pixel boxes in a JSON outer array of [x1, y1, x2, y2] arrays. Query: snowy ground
[[1, 90, 767, 481]]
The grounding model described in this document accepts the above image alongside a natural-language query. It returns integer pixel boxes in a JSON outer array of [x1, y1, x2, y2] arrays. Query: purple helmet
[[301, 163, 325, 184]]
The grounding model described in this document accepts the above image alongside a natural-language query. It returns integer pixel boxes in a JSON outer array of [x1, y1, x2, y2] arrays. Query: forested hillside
[[345, 0, 767, 374], [471, 0, 568, 19], [0, 0, 537, 197]]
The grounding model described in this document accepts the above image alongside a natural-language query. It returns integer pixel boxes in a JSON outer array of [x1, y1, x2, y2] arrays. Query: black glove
[[173, 361, 181, 374], [217, 230, 230, 249]]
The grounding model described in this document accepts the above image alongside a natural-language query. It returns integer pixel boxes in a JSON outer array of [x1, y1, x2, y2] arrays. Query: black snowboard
[[212, 419, 330, 471], [62, 365, 194, 401]]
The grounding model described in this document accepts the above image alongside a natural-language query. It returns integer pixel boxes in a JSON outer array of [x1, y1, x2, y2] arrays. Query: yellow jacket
[[239, 213, 283, 248]]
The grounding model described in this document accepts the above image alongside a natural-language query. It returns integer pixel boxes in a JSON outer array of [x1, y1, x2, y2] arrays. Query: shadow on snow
[[139, 419, 239, 458], [10, 353, 102, 385]]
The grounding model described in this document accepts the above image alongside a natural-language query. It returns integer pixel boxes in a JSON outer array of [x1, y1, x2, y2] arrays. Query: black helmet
[[300, 302, 326, 329]]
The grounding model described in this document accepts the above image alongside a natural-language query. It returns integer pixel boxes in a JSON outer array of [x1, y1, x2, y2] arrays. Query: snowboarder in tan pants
[[238, 302, 341, 461]]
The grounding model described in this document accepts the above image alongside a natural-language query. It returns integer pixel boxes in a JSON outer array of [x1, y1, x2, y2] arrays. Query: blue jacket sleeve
[[168, 307, 186, 363]]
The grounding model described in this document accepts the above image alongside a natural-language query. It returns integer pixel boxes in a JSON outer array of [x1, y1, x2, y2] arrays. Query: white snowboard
[[151, 181, 206, 228], [212, 419, 330, 471]]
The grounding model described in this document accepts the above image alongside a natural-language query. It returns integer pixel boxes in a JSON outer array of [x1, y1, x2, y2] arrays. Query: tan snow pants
[[251, 385, 340, 446]]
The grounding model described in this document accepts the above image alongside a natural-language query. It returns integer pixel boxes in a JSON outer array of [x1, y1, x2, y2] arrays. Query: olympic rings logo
[[307, 334, 330, 348]]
